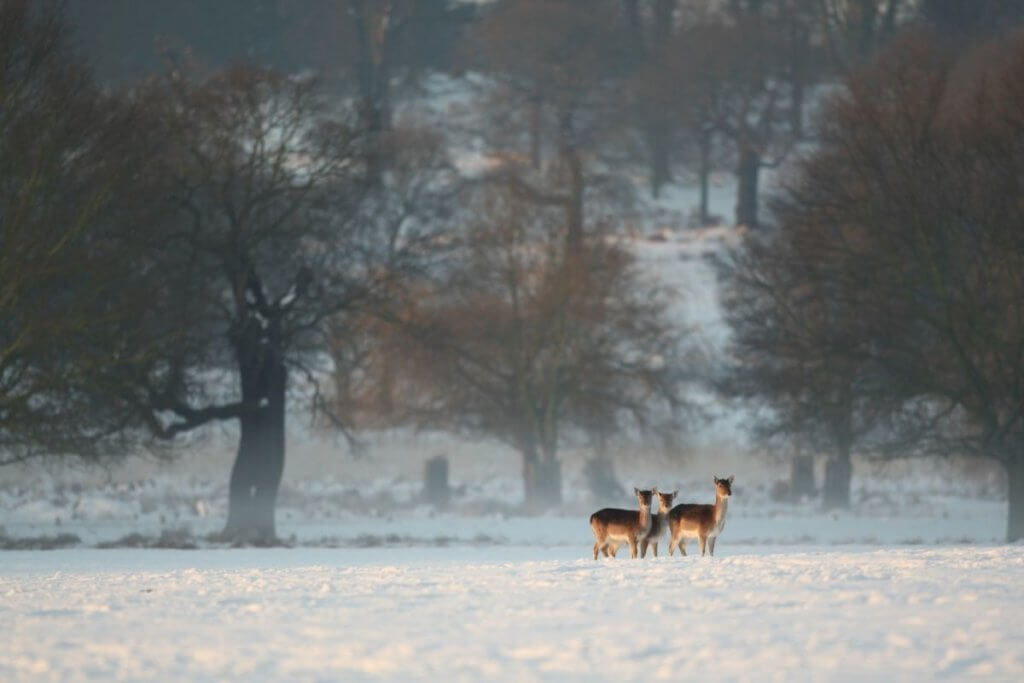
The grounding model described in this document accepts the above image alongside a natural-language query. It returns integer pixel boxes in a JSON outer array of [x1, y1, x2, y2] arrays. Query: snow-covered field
[[2, 221, 1019, 680], [1, 441, 1017, 681], [4, 545, 1023, 681]]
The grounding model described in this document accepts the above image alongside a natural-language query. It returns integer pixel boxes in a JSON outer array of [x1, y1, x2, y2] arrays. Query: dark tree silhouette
[[725, 29, 1024, 537], [120, 64, 453, 542], [0, 0, 157, 465]]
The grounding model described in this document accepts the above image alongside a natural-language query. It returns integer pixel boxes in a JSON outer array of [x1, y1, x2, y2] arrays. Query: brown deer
[[668, 476, 733, 557], [640, 489, 677, 558], [589, 488, 654, 560]]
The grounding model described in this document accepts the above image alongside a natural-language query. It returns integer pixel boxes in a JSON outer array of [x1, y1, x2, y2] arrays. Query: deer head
[[713, 476, 734, 498]]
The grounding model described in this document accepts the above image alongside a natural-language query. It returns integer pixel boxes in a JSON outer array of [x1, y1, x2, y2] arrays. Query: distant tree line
[[4, 0, 1024, 541]]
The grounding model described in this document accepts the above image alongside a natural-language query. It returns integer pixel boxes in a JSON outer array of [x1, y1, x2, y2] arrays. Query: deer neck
[[714, 494, 729, 526], [638, 505, 652, 533], [654, 504, 671, 526]]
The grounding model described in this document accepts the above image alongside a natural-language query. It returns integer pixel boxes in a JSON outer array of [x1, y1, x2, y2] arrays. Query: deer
[[668, 476, 733, 557], [589, 488, 654, 560], [640, 488, 677, 558], [605, 488, 677, 559]]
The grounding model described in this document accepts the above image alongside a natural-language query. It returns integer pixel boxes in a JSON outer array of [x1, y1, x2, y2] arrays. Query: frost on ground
[[0, 467, 1007, 549], [3, 546, 1023, 681]]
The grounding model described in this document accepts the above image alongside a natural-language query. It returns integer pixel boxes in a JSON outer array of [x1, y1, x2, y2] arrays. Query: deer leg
[[651, 542, 659, 558], [709, 537, 717, 556], [699, 535, 707, 556], [629, 536, 639, 559], [640, 540, 649, 558], [595, 532, 610, 560]]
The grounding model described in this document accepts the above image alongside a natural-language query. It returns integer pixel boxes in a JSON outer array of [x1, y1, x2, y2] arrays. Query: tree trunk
[[623, 0, 643, 55], [529, 97, 542, 169], [647, 0, 675, 198], [791, 76, 805, 140], [735, 145, 761, 228], [359, 78, 391, 185], [522, 448, 562, 510], [654, 0, 676, 46], [790, 453, 816, 500], [423, 455, 451, 508], [698, 130, 712, 224], [822, 442, 852, 510], [786, 13, 809, 140], [567, 153, 584, 250], [351, 0, 393, 184], [583, 455, 623, 502], [857, 0, 879, 58], [222, 319, 287, 544], [790, 49, 805, 139], [558, 108, 584, 252], [377, 358, 395, 416], [648, 124, 672, 198], [1006, 456, 1024, 542]]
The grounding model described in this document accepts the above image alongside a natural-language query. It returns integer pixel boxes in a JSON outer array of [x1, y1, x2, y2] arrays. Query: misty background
[[3, 0, 1024, 549]]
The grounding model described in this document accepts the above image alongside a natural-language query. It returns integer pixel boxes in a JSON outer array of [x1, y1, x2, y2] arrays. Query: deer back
[[591, 507, 647, 535], [669, 503, 716, 534]]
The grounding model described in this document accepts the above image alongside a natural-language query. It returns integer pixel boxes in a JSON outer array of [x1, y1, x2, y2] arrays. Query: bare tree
[[646, 4, 798, 228], [724, 28, 1024, 538], [340, 0, 474, 182], [381, 189, 691, 508], [465, 0, 633, 250], [722, 217, 886, 509], [713, 10, 798, 228], [622, 0, 679, 197], [119, 64, 452, 542], [632, 10, 725, 223]]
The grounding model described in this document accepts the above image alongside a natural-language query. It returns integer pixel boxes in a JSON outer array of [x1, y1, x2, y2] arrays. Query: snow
[[3, 545, 1023, 681], [1, 446, 1014, 680], [3, 434, 1013, 681]]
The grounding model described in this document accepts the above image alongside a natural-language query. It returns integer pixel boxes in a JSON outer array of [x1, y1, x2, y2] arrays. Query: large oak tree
[[122, 64, 452, 542], [725, 29, 1024, 538]]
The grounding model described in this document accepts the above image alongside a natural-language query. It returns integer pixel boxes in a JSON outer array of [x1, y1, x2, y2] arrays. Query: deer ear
[[672, 490, 678, 497], [634, 487, 640, 496], [652, 487, 659, 494], [728, 475, 735, 484], [713, 476, 719, 484]]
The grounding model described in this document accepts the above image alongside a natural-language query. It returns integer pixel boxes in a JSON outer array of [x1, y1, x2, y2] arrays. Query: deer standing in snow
[[668, 476, 733, 557], [640, 489, 677, 558], [589, 488, 653, 559]]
